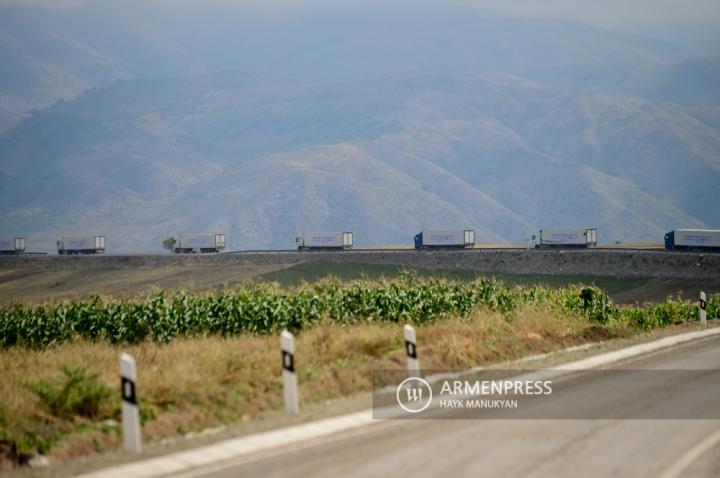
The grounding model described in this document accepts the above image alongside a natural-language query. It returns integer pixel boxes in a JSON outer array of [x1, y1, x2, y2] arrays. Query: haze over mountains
[[1, 2, 719, 251]]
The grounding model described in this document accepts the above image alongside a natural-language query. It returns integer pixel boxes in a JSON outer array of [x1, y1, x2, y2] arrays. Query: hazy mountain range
[[0, 3, 718, 251]]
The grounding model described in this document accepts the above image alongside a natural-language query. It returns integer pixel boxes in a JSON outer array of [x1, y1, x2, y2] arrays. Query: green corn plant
[[1, 278, 717, 349]]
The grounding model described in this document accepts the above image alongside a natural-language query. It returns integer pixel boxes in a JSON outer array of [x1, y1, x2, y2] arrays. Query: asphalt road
[[189, 335, 720, 478]]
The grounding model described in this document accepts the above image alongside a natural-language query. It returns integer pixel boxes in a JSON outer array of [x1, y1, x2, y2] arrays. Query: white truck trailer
[[665, 229, 720, 252], [296, 232, 353, 251], [0, 237, 25, 254], [533, 228, 598, 249], [414, 230, 475, 249], [57, 236, 105, 255], [174, 234, 226, 253]]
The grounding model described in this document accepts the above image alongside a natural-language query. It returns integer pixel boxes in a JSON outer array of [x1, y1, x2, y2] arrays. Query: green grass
[[258, 262, 649, 294], [493, 273, 649, 294]]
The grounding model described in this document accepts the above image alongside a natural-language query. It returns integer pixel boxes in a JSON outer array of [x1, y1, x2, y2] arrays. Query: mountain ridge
[[1, 69, 715, 252], [0, 5, 718, 252]]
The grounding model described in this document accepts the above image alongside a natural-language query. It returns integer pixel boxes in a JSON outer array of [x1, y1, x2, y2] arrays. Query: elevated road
[[2, 248, 719, 279]]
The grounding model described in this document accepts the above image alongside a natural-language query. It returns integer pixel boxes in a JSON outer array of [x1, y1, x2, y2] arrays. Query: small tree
[[162, 236, 175, 251]]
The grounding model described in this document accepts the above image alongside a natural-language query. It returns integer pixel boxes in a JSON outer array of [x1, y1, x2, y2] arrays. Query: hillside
[[0, 4, 718, 251], [0, 70, 717, 251]]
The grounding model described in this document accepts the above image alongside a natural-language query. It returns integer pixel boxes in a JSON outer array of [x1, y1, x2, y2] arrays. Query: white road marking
[[658, 428, 720, 478], [554, 327, 720, 370]]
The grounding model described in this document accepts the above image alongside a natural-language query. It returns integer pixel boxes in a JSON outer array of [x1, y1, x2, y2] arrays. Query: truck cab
[[413, 233, 423, 250]]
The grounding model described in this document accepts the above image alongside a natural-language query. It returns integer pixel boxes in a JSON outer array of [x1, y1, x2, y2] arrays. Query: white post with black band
[[700, 291, 707, 326], [404, 324, 420, 378], [281, 330, 300, 415], [119, 353, 142, 453]]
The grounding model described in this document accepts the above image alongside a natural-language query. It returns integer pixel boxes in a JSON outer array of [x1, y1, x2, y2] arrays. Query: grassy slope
[[257, 262, 667, 302], [258, 262, 648, 288], [0, 264, 291, 306], [3, 261, 718, 307]]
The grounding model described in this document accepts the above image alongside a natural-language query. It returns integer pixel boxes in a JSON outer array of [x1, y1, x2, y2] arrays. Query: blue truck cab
[[414, 233, 423, 250], [664, 230, 675, 251]]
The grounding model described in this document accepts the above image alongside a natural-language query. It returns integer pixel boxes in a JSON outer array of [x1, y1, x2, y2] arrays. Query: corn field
[[0, 276, 717, 348]]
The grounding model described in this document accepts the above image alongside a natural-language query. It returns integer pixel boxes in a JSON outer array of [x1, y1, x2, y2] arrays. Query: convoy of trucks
[[57, 236, 105, 255], [0, 237, 25, 255], [173, 234, 226, 253], [4, 227, 720, 254], [414, 230, 475, 249], [296, 232, 353, 251], [532, 228, 598, 249]]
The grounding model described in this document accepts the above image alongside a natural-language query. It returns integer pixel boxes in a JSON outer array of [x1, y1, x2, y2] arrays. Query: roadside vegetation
[[0, 274, 717, 467], [0, 274, 716, 349], [256, 262, 651, 294]]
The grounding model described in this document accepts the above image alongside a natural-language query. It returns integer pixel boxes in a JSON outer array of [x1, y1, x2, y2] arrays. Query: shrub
[[26, 365, 113, 420]]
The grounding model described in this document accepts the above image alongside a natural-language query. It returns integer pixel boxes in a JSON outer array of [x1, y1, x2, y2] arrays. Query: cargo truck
[[174, 234, 226, 253], [57, 236, 105, 255], [414, 230, 475, 250], [296, 232, 353, 251], [664, 229, 720, 252], [532, 229, 597, 249], [0, 237, 25, 255]]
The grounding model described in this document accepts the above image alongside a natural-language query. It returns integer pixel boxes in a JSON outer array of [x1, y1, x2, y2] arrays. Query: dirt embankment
[[2, 249, 718, 279], [1, 249, 717, 304], [0, 263, 290, 305]]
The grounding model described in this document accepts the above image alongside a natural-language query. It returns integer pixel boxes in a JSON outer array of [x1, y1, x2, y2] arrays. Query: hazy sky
[[1, 0, 718, 54], [473, 0, 720, 27], [4, 0, 720, 26]]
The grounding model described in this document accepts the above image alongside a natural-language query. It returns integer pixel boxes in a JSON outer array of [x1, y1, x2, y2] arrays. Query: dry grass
[[0, 305, 631, 465]]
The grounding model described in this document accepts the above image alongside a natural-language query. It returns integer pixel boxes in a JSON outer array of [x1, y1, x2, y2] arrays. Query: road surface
[[186, 335, 720, 478]]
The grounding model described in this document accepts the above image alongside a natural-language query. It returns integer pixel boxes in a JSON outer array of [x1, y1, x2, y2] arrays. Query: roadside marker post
[[700, 291, 707, 326], [119, 353, 142, 453], [281, 330, 300, 415], [404, 324, 420, 378]]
